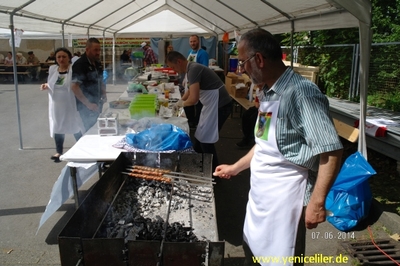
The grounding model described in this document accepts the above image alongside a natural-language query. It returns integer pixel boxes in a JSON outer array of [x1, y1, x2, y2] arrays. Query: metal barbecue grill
[[58, 152, 224, 266]]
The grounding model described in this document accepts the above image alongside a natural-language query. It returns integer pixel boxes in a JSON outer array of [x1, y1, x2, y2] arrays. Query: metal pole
[[9, 0, 36, 150], [9, 22, 23, 150], [61, 23, 65, 47], [112, 33, 116, 85]]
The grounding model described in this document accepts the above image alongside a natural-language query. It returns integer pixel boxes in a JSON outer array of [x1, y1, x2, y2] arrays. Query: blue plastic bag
[[125, 123, 192, 151], [103, 70, 108, 84], [325, 151, 376, 231]]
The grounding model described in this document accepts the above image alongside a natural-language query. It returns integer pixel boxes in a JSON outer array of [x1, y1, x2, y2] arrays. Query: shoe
[[50, 154, 61, 162]]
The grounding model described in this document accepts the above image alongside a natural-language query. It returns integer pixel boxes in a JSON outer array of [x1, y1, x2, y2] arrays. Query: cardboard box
[[225, 73, 245, 89], [230, 85, 249, 98]]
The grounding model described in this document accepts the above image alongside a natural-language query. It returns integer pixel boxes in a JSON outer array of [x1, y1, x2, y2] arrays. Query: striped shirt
[[144, 47, 158, 65], [258, 67, 343, 204]]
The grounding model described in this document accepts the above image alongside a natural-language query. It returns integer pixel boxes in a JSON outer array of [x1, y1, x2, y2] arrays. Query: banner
[[73, 37, 150, 48]]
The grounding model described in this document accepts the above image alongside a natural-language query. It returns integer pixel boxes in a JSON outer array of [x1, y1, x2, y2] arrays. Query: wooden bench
[[0, 71, 31, 82], [283, 61, 320, 84], [293, 66, 320, 84], [0, 71, 30, 75], [230, 94, 255, 118]]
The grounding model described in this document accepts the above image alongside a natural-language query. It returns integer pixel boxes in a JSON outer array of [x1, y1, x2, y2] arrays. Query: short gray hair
[[240, 29, 282, 61]]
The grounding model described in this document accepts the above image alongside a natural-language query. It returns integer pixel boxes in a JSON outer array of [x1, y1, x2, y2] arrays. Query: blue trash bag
[[125, 123, 192, 151], [325, 151, 376, 231], [103, 70, 108, 84]]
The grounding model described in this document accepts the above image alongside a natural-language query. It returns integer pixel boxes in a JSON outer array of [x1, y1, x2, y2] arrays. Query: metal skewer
[[126, 167, 212, 181], [122, 170, 215, 185], [163, 174, 214, 184]]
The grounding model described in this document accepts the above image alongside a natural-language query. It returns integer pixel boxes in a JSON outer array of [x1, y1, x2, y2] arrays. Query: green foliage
[[371, 0, 400, 42], [280, 29, 357, 98], [368, 91, 400, 112], [278, 0, 400, 105]]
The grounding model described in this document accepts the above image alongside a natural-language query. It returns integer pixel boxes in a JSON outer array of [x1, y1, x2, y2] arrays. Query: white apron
[[187, 52, 197, 63], [183, 62, 219, 143], [244, 97, 307, 266], [194, 88, 219, 143], [47, 64, 84, 137]]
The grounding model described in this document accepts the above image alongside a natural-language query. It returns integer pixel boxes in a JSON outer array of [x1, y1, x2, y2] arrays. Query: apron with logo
[[244, 87, 307, 266], [47, 64, 84, 136], [187, 52, 197, 63]]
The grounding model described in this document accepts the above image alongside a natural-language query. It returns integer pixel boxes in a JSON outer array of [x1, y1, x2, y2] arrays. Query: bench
[[0, 72, 30, 75], [230, 94, 255, 118], [0, 71, 31, 82], [293, 66, 320, 84], [283, 61, 320, 84]]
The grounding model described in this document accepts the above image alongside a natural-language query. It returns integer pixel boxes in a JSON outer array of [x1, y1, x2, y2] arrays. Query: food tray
[[109, 100, 131, 109]]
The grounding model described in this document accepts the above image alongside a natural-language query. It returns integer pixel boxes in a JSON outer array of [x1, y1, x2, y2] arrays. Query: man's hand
[[40, 83, 49, 91], [305, 202, 327, 229], [173, 99, 184, 114], [101, 94, 107, 103], [87, 103, 99, 112], [213, 164, 238, 179]]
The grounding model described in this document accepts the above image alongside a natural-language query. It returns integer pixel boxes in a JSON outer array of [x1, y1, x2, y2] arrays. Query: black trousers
[[184, 101, 203, 127], [193, 101, 232, 170], [241, 106, 258, 143]]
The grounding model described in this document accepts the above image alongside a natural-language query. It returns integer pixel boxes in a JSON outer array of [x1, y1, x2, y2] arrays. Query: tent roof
[[0, 0, 367, 38]]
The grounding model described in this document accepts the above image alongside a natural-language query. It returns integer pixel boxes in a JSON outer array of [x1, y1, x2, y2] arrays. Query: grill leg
[[69, 166, 80, 209]]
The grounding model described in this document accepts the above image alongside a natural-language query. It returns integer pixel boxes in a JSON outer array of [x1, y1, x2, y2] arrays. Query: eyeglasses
[[237, 54, 256, 68]]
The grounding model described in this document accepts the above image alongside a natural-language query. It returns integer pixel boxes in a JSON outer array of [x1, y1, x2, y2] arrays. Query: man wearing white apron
[[166, 51, 232, 170], [187, 35, 209, 67], [214, 29, 343, 266]]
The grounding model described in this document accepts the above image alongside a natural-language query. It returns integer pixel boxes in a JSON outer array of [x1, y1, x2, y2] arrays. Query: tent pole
[[61, 23, 65, 47], [357, 22, 372, 159], [112, 34, 116, 86], [290, 20, 294, 67], [9, 21, 23, 150], [102, 31, 106, 69], [9, 0, 35, 150]]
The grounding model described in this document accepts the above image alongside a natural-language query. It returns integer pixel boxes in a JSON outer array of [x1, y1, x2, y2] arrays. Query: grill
[[58, 152, 224, 266], [341, 238, 400, 265]]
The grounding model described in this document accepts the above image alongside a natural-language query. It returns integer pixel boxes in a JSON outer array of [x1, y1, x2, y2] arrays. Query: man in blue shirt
[[187, 35, 209, 66], [185, 35, 209, 128]]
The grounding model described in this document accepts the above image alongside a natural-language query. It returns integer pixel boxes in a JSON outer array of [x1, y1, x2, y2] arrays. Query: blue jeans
[[54, 133, 80, 154]]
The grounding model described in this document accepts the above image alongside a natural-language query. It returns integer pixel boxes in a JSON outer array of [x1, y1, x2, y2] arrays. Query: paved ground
[[0, 82, 399, 265]]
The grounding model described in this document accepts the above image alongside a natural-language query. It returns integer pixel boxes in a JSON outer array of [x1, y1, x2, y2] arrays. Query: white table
[[38, 88, 187, 231]]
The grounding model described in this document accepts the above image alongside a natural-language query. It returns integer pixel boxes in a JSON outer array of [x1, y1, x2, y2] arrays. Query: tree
[[279, 0, 400, 104]]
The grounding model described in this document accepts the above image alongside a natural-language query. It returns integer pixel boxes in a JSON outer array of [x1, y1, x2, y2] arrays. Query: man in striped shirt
[[141, 42, 158, 67], [214, 29, 343, 266]]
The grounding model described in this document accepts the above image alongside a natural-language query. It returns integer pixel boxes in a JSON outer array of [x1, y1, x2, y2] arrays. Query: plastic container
[[229, 58, 238, 73]]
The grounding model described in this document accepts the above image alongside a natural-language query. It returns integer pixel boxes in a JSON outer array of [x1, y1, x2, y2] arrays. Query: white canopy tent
[[0, 0, 371, 158]]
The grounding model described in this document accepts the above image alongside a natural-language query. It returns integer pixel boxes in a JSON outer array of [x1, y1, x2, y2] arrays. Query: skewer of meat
[[128, 165, 212, 182], [121, 172, 172, 183], [130, 169, 164, 176], [132, 165, 170, 174]]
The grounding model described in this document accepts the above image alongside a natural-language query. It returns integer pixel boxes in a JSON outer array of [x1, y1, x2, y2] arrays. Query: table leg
[[69, 166, 80, 209], [98, 163, 103, 179]]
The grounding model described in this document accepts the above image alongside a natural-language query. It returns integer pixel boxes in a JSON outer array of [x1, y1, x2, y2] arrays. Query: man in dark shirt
[[71, 37, 107, 136]]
